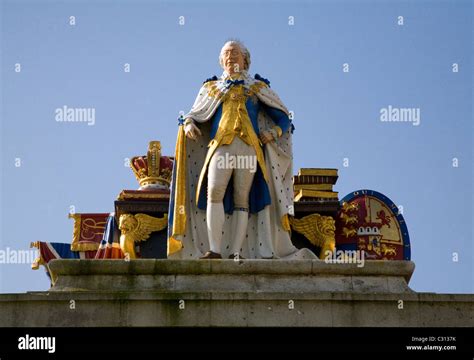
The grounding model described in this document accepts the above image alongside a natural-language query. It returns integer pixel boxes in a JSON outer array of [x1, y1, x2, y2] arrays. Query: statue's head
[[219, 40, 251, 75]]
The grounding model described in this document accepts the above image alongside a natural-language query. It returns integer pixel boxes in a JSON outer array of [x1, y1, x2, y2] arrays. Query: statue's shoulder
[[202, 75, 218, 85], [254, 73, 271, 87], [201, 76, 220, 98]]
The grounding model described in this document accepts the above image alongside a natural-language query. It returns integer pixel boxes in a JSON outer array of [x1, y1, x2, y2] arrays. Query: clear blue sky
[[1, 0, 472, 294]]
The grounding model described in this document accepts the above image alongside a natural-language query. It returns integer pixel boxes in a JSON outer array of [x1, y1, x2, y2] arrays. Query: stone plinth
[[48, 259, 415, 294], [0, 259, 472, 327]]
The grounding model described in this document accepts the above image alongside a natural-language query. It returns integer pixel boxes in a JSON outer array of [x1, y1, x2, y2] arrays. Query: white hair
[[219, 40, 251, 71]]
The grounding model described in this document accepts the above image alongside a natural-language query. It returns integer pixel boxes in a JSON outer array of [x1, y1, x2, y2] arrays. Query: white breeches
[[207, 137, 257, 209]]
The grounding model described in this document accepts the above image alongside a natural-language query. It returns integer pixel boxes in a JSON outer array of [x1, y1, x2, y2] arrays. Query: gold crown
[[130, 141, 173, 189]]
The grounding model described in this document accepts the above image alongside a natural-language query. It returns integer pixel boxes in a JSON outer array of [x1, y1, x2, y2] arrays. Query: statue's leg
[[229, 138, 256, 257], [206, 145, 233, 255]]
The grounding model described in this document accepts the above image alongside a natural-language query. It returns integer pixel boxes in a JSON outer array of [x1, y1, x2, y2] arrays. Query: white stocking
[[229, 209, 249, 256], [206, 202, 225, 254]]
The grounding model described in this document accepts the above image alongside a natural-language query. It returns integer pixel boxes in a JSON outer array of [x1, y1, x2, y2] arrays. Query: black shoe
[[199, 251, 222, 259], [228, 254, 245, 260]]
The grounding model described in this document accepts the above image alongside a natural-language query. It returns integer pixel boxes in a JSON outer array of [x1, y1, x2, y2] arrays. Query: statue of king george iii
[[167, 40, 316, 260]]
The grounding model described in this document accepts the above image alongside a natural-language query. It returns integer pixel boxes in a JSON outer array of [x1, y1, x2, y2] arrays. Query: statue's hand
[[184, 119, 202, 141], [259, 131, 274, 144]]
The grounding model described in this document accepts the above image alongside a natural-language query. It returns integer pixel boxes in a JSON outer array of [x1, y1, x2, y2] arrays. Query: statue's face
[[222, 43, 245, 75]]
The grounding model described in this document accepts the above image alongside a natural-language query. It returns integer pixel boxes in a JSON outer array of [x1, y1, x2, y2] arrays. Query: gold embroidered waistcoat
[[209, 84, 267, 182]]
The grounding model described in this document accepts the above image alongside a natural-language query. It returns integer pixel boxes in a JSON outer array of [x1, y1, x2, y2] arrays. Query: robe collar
[[220, 70, 254, 89]]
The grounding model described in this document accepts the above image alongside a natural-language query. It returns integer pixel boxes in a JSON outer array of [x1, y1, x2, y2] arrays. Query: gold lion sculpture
[[289, 213, 336, 259], [118, 213, 168, 259]]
